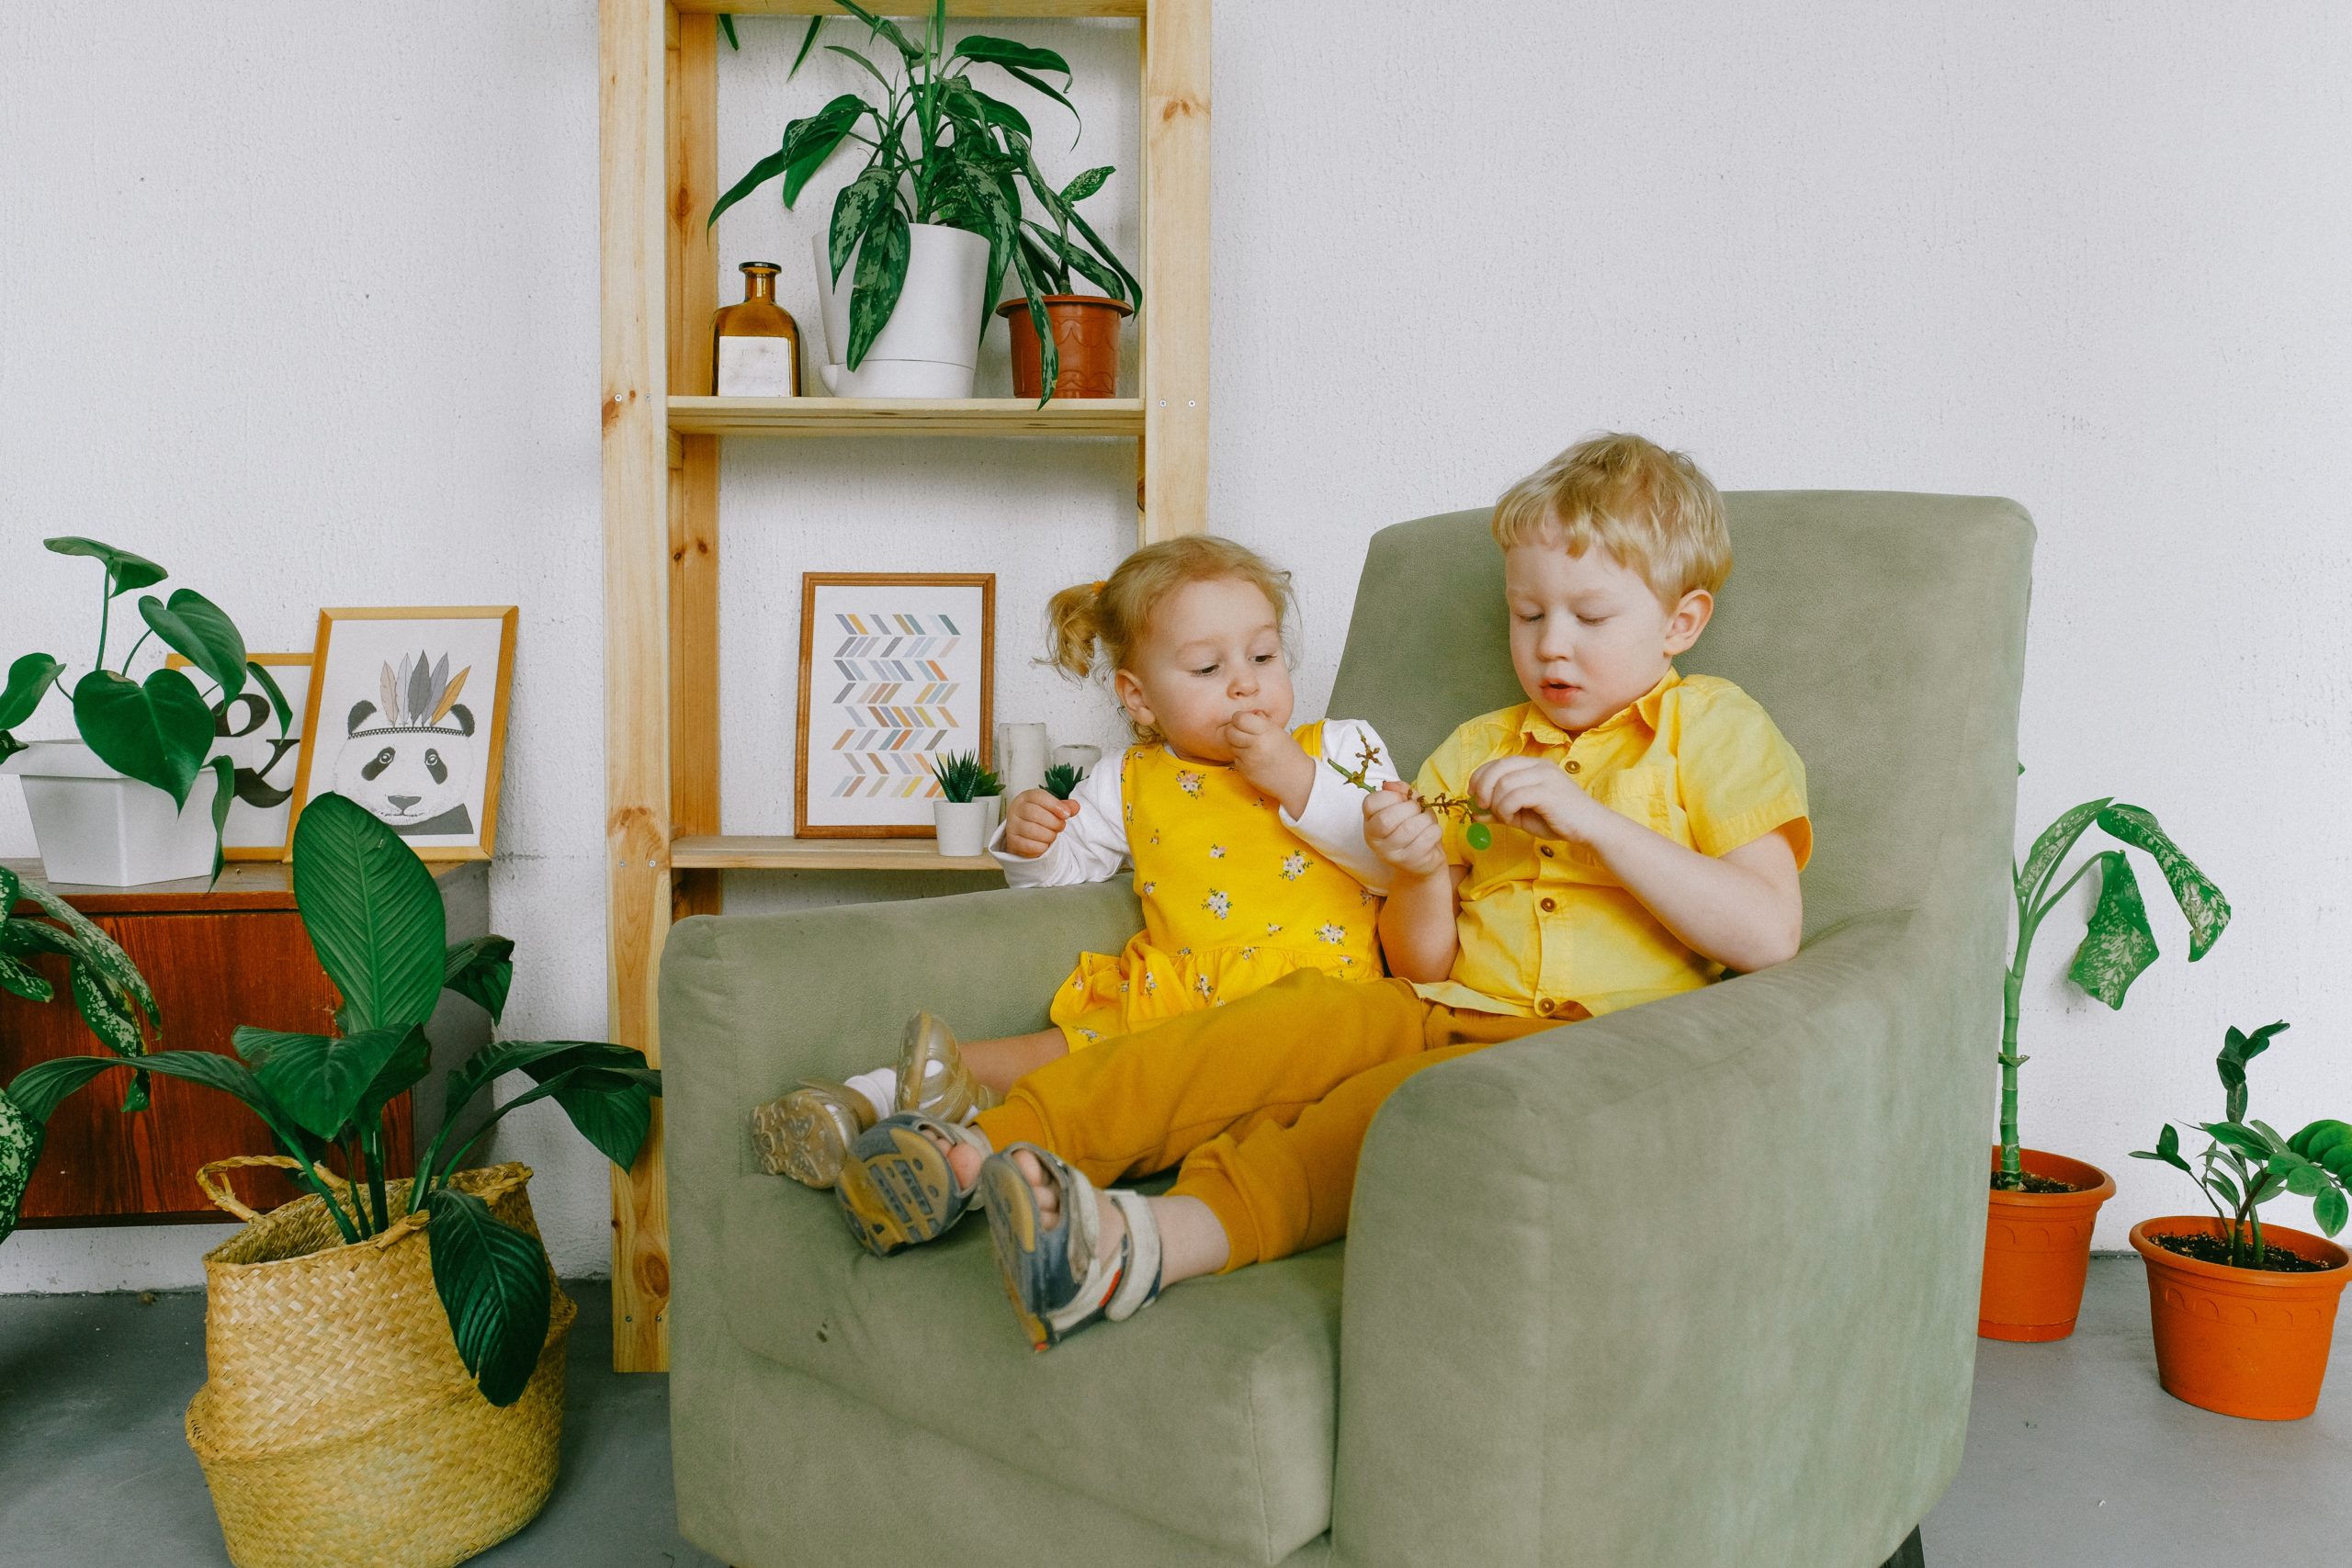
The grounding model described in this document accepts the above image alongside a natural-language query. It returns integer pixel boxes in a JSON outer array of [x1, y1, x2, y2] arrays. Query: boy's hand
[[1002, 788, 1078, 859], [1364, 780, 1448, 879], [1224, 708, 1315, 815], [1469, 757, 1611, 844]]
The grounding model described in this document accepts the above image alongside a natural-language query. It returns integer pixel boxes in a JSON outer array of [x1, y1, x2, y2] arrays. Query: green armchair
[[662, 492, 2032, 1567]]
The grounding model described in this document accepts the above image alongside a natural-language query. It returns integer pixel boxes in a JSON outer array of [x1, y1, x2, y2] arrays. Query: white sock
[[842, 1067, 897, 1121]]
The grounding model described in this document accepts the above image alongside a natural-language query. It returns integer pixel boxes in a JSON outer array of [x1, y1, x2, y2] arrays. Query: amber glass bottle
[[711, 262, 800, 396]]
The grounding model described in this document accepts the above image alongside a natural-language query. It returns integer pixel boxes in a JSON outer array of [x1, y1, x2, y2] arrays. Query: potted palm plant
[[1980, 795, 2229, 1342], [0, 536, 288, 886], [709, 0, 1138, 404], [1, 793, 659, 1567], [2128, 1022, 2349, 1420]]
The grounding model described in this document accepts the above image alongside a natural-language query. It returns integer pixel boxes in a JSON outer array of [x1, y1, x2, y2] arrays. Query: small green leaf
[[844, 206, 910, 369], [2202, 1122, 2272, 1160], [2064, 851, 2157, 1009], [1060, 164, 1112, 204], [2284, 1162, 2331, 1199], [720, 13, 741, 52], [424, 1188, 553, 1407], [2095, 804, 2230, 960], [950, 35, 1072, 82], [44, 536, 167, 593], [245, 660, 293, 733], [71, 667, 215, 807], [443, 936, 515, 1023], [2315, 1186, 2348, 1237], [2207, 1168, 2243, 1208], [2290, 1119, 2351, 1161], [831, 0, 922, 63], [778, 95, 868, 209], [136, 589, 247, 701], [0, 654, 63, 729], [0, 953, 52, 1004], [71, 966, 144, 1056]]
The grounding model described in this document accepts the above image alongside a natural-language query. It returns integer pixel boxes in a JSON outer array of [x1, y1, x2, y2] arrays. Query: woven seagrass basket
[[183, 1158, 574, 1568]]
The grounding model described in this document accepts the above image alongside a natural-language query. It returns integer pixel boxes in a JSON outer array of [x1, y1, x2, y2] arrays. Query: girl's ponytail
[[1044, 579, 1110, 679]]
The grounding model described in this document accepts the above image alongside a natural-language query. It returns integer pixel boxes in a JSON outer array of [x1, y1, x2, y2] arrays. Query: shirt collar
[[1516, 665, 1680, 747]]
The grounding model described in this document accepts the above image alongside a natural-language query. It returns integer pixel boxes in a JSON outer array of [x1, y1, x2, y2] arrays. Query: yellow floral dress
[[1047, 721, 1386, 1049]]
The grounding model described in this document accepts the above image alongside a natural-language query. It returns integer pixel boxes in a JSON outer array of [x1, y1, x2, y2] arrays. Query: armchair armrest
[[1331, 908, 1985, 1568]]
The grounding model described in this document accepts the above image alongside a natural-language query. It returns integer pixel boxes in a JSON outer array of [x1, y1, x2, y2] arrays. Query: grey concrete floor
[[0, 1256, 2344, 1564]]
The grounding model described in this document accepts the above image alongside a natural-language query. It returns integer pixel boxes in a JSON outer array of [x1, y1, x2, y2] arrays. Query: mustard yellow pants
[[971, 969, 1560, 1270]]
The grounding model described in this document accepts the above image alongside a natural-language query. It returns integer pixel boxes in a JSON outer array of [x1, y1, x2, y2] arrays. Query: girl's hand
[[1224, 708, 1315, 815], [1364, 781, 1448, 879], [1469, 757, 1609, 844], [1002, 789, 1079, 859]]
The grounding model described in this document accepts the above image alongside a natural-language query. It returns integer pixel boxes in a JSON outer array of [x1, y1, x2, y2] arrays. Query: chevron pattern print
[[798, 576, 992, 834], [825, 610, 967, 798]]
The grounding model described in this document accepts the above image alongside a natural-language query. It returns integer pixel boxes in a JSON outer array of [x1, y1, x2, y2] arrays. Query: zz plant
[[2131, 1021, 2349, 1267], [1997, 798, 2229, 1190], [1, 536, 290, 873], [709, 0, 1141, 400], [0, 793, 660, 1407]]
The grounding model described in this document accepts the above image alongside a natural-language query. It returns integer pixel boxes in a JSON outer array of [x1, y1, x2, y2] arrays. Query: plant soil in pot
[[999, 295, 1132, 400], [2130, 1215, 2348, 1420], [1979, 1146, 2115, 1341]]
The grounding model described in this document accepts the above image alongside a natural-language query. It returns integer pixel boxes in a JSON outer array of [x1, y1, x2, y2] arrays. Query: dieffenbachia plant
[[0, 794, 660, 1407], [707, 0, 1141, 403], [2131, 1022, 2349, 1266], [1, 536, 291, 876], [1998, 798, 2230, 1190]]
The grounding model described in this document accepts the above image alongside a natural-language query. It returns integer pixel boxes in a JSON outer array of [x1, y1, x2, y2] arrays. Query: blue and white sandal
[[834, 1111, 989, 1258], [978, 1143, 1163, 1352]]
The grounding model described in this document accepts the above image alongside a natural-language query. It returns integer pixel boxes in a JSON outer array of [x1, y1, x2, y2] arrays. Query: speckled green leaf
[[844, 206, 910, 369], [0, 1089, 40, 1244], [2095, 803, 2230, 960], [2019, 797, 2112, 904], [17, 882, 158, 1027], [2066, 851, 2158, 1009], [71, 965, 145, 1056], [0, 953, 51, 1004]]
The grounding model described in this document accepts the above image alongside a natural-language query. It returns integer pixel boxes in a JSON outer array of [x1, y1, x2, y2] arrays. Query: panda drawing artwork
[[333, 650, 481, 838]]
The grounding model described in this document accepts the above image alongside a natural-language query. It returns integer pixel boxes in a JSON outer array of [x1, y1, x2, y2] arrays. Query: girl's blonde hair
[[1045, 536, 1295, 739], [1492, 432, 1731, 604]]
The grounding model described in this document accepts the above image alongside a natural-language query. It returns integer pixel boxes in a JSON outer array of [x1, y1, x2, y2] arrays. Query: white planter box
[[933, 798, 992, 859], [812, 222, 992, 399], [5, 740, 220, 886]]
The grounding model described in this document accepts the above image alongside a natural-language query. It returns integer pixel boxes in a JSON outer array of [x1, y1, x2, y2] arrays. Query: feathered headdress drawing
[[347, 649, 475, 736]]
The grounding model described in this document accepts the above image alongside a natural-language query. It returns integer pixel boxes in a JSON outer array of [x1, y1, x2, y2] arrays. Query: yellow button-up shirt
[[1408, 667, 1811, 1021]]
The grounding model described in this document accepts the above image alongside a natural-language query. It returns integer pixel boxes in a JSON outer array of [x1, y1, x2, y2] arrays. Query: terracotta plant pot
[[998, 295, 1133, 400], [1979, 1147, 2115, 1342], [2129, 1215, 2349, 1420]]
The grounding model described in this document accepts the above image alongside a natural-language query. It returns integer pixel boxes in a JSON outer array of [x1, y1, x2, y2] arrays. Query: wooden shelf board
[[670, 834, 1005, 873], [668, 395, 1143, 438], [673, 2, 1143, 17]]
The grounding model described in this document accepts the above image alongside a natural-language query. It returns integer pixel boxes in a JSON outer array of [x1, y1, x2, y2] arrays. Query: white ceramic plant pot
[[812, 223, 991, 399], [933, 798, 992, 858], [4, 740, 218, 886]]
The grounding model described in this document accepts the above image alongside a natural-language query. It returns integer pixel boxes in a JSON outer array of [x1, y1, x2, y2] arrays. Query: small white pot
[[813, 222, 992, 399], [933, 798, 992, 859], [5, 740, 219, 886]]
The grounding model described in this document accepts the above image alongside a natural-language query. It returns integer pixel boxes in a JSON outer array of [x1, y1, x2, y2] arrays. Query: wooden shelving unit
[[601, 0, 1208, 1369]]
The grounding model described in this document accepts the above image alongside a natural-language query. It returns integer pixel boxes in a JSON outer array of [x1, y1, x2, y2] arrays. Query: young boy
[[833, 432, 1811, 1351]]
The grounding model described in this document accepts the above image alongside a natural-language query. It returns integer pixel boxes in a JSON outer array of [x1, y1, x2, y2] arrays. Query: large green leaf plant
[[708, 0, 1140, 401], [2, 536, 293, 875], [0, 794, 661, 1406], [1997, 797, 2230, 1190]]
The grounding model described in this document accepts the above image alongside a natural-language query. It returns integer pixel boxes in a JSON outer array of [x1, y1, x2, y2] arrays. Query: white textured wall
[[1, 2, 2346, 1290]]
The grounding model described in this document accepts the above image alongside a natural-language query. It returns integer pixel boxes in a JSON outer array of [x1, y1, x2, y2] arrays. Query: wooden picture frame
[[164, 651, 312, 862], [287, 606, 519, 862], [794, 573, 994, 839]]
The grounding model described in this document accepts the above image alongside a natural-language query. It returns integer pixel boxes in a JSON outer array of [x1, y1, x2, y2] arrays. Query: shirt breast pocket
[[1566, 766, 1681, 873]]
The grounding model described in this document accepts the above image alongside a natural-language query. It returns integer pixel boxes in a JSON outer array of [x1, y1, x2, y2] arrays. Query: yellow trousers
[[972, 969, 1562, 1269]]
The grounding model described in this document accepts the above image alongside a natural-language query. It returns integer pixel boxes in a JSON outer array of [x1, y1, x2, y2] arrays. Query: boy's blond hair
[[1044, 535, 1295, 742], [1492, 432, 1731, 604]]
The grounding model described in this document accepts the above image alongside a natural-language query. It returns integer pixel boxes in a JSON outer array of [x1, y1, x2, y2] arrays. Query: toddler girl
[[753, 535, 1399, 1190]]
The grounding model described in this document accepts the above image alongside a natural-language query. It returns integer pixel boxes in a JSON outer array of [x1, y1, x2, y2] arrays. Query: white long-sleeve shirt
[[989, 717, 1402, 894]]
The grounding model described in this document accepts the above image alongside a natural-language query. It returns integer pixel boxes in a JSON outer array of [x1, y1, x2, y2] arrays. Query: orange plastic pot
[[2129, 1215, 2349, 1420], [1979, 1147, 2114, 1341], [999, 295, 1133, 400]]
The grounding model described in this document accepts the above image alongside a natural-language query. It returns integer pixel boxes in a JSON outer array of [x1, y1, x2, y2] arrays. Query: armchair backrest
[[1324, 492, 2036, 937]]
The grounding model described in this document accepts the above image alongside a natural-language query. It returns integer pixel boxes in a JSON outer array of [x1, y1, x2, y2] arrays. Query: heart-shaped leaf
[[424, 1188, 553, 1406], [236, 1023, 413, 1142], [290, 793, 447, 1033], [44, 537, 166, 593], [0, 654, 63, 730], [70, 667, 215, 807], [137, 589, 246, 703]]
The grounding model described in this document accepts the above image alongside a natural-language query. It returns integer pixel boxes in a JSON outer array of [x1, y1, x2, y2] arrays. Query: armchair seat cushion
[[719, 1171, 1344, 1564]]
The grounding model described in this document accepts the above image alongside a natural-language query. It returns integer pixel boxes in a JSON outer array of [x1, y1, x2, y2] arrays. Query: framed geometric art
[[794, 573, 994, 839], [164, 651, 312, 862], [287, 606, 518, 861]]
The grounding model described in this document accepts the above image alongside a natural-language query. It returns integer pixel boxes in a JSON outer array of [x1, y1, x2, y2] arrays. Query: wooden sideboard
[[1, 861, 480, 1224]]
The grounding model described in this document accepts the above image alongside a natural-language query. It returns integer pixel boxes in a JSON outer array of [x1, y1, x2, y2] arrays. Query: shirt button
[[1540, 897, 1557, 913], [1565, 760, 1581, 773], [1540, 844, 1555, 858], [1537, 998, 1557, 1016]]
